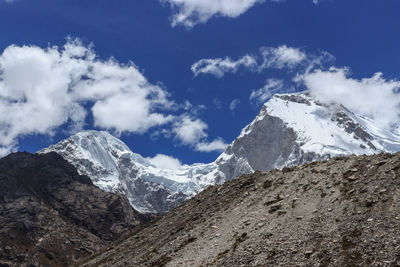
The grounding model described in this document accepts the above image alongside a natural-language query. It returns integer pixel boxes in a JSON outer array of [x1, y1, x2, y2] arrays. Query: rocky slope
[[41, 93, 400, 214], [81, 152, 400, 267], [0, 152, 150, 267]]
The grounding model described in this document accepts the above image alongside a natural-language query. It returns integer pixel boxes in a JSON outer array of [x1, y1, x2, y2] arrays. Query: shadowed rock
[[0, 152, 151, 267]]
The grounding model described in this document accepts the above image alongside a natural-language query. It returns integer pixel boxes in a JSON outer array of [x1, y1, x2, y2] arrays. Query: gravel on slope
[[81, 152, 400, 267]]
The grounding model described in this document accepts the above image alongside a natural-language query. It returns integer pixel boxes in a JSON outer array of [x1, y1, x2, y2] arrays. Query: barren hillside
[[82, 152, 400, 267]]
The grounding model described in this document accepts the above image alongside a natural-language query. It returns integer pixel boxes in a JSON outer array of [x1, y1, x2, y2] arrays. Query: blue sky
[[1, 0, 400, 165]]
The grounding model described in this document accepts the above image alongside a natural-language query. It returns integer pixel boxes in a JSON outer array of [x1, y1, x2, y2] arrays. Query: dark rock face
[[275, 94, 312, 106], [217, 112, 328, 184], [82, 152, 400, 267], [117, 155, 190, 214], [332, 109, 376, 150], [0, 152, 150, 267], [226, 114, 299, 171], [120, 176, 188, 215]]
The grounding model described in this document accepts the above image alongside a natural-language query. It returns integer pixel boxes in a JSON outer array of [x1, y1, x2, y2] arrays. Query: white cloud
[[191, 45, 334, 111], [191, 55, 256, 78], [300, 67, 400, 128], [161, 0, 265, 27], [0, 39, 230, 156], [172, 115, 228, 152], [147, 154, 183, 170], [180, 100, 206, 115], [260, 45, 306, 70], [0, 39, 175, 156], [229, 99, 240, 110], [192, 45, 314, 78], [172, 116, 208, 145], [91, 92, 174, 134], [250, 79, 284, 104], [196, 138, 228, 152]]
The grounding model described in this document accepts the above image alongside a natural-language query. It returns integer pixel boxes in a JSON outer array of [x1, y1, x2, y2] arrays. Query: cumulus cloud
[[196, 138, 228, 152], [250, 79, 285, 104], [229, 99, 240, 111], [0, 39, 175, 156], [161, 0, 265, 27], [300, 67, 400, 129], [172, 115, 228, 152], [147, 154, 183, 170], [191, 55, 256, 78], [172, 116, 208, 145], [260, 45, 306, 70]]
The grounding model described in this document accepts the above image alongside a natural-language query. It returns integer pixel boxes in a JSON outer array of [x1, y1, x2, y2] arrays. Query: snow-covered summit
[[40, 130, 217, 213], [40, 93, 400, 214], [269, 93, 400, 154]]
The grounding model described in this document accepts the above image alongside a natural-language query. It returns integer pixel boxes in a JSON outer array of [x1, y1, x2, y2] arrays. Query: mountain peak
[[40, 130, 207, 214], [41, 93, 400, 214]]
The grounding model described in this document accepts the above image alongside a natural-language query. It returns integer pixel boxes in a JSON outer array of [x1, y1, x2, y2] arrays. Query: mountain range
[[40, 92, 400, 214]]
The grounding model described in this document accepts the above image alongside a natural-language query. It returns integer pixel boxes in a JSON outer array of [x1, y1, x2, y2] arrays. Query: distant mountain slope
[[81, 152, 400, 267], [41, 93, 400, 214], [0, 152, 149, 267]]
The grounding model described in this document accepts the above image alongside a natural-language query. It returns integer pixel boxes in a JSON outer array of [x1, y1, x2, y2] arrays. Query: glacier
[[40, 92, 400, 214]]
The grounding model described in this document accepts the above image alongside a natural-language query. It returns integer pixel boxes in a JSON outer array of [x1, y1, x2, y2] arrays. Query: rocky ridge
[[0, 152, 150, 267], [81, 152, 400, 267]]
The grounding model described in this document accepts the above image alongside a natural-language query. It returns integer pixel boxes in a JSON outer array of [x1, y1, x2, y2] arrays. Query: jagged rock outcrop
[[0, 152, 150, 267], [81, 152, 400, 267], [41, 93, 400, 214]]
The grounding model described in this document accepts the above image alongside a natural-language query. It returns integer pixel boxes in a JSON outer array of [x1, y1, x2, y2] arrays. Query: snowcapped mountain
[[40, 92, 400, 214], [39, 130, 217, 213]]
